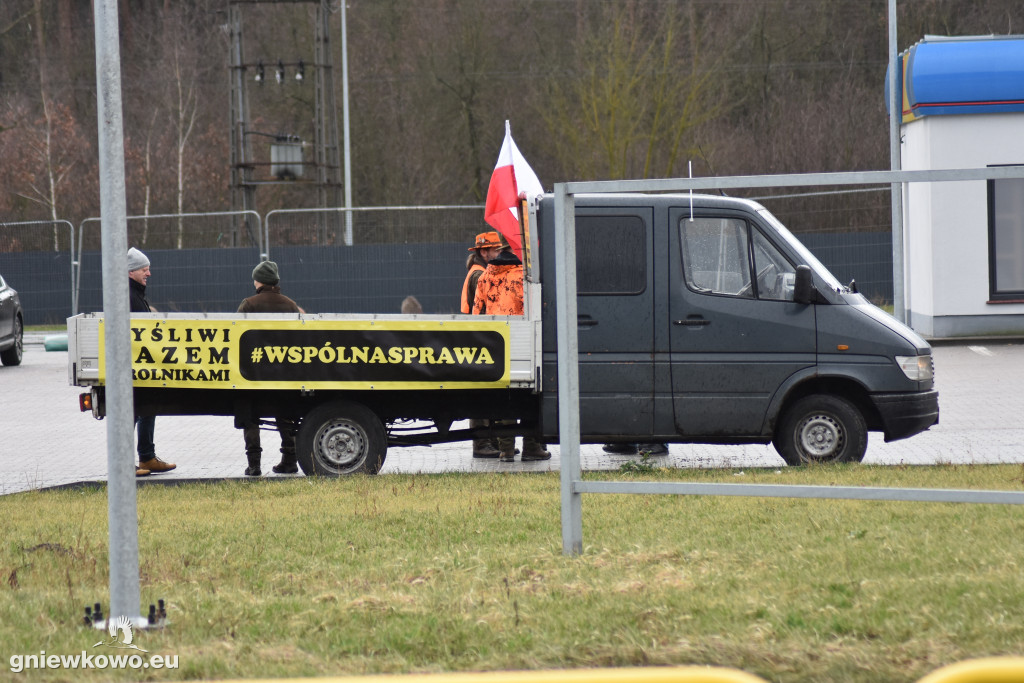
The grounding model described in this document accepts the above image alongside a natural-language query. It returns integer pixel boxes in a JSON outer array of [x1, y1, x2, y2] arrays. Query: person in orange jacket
[[472, 242, 525, 316], [461, 231, 502, 314], [464, 231, 504, 458], [473, 241, 550, 463]]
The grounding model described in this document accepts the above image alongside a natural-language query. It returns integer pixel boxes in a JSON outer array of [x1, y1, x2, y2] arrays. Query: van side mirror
[[793, 265, 815, 304]]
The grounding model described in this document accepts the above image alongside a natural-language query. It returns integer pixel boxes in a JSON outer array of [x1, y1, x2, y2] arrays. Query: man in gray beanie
[[237, 261, 303, 475], [127, 247, 177, 476]]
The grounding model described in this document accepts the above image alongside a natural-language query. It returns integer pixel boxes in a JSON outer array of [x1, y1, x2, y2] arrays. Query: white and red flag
[[484, 121, 543, 259]]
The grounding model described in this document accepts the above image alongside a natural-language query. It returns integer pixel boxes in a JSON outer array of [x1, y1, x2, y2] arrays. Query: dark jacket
[[237, 285, 301, 313], [129, 278, 150, 313]]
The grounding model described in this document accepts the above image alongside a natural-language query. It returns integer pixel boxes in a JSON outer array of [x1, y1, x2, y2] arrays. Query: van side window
[[576, 216, 646, 295], [751, 229, 798, 301], [679, 217, 753, 297]]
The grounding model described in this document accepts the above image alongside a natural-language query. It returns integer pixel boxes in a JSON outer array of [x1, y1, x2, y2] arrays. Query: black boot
[[245, 451, 261, 476]]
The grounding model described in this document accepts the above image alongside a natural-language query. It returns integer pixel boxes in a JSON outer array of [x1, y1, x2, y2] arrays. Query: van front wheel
[[296, 401, 387, 476], [774, 394, 867, 466]]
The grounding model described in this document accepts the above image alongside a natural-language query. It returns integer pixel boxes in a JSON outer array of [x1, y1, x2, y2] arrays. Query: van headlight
[[895, 355, 933, 382]]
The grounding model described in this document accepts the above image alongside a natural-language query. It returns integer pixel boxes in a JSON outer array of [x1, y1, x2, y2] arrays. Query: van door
[[668, 207, 816, 436], [542, 207, 655, 437]]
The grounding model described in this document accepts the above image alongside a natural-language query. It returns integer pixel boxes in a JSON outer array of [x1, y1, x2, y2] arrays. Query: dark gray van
[[538, 193, 938, 465]]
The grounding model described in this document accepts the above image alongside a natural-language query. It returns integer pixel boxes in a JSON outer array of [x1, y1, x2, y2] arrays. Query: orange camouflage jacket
[[472, 252, 524, 316]]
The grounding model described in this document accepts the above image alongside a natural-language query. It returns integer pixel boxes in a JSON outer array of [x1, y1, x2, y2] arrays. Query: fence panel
[[76, 211, 262, 315], [75, 246, 263, 315], [0, 221, 75, 325], [3, 203, 895, 323], [265, 206, 485, 314], [78, 211, 262, 253]]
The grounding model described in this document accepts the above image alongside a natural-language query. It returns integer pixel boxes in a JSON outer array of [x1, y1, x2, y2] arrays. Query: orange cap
[[469, 231, 503, 251]]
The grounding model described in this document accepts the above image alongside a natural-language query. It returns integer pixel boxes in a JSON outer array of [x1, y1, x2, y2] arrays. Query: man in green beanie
[[238, 261, 301, 313], [237, 261, 303, 475]]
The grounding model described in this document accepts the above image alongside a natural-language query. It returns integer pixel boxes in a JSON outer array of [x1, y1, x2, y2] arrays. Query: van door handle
[[578, 315, 599, 328], [674, 317, 710, 327]]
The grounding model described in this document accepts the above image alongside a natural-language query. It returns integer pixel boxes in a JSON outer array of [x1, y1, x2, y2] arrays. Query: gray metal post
[[888, 0, 906, 323], [93, 0, 140, 620], [341, 0, 354, 245], [554, 184, 583, 555]]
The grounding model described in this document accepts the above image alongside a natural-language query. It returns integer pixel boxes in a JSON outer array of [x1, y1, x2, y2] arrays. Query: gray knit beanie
[[127, 247, 150, 272], [252, 260, 280, 286]]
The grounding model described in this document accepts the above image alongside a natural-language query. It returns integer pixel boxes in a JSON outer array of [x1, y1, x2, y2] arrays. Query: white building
[[897, 35, 1024, 337]]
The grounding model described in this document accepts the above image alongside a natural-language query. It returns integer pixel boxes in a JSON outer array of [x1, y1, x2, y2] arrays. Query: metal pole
[[554, 184, 582, 555], [340, 0, 354, 245], [93, 0, 140, 621], [888, 0, 906, 323]]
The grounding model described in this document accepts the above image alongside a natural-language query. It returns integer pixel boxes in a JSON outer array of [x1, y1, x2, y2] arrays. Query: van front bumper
[[871, 390, 939, 442]]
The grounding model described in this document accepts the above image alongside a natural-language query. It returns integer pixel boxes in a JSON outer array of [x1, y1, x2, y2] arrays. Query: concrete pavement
[[2, 335, 1023, 496]]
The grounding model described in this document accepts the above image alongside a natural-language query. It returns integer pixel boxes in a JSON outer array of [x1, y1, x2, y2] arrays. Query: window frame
[[987, 169, 1024, 302]]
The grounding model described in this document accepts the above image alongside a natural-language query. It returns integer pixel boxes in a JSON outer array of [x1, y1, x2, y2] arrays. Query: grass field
[[2, 465, 1023, 682]]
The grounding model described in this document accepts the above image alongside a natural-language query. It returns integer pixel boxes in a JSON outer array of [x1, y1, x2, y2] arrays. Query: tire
[[1, 316, 23, 366], [296, 400, 387, 476], [774, 394, 867, 466]]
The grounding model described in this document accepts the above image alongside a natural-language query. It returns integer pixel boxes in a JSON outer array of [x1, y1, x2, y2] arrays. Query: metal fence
[[3, 199, 895, 325], [76, 211, 263, 317], [552, 166, 1024, 556], [0, 220, 76, 325], [263, 206, 486, 314]]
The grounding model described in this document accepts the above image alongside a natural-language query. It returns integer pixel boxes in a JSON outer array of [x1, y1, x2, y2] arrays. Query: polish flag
[[484, 121, 543, 259]]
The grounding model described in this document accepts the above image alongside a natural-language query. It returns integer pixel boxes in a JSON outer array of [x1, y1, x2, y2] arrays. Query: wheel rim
[[312, 419, 369, 474], [796, 413, 844, 461], [15, 320, 23, 359]]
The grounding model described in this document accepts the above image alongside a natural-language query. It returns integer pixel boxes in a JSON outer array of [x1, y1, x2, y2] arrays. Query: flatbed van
[[68, 193, 938, 474]]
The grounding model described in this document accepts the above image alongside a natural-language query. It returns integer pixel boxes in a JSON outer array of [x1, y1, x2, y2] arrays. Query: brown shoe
[[139, 457, 176, 473], [136, 468, 151, 477]]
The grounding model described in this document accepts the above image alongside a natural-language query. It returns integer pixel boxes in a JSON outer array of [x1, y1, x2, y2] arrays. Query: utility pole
[[228, 0, 343, 247]]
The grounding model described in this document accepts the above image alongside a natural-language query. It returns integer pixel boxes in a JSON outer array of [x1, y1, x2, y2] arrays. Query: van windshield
[[756, 208, 845, 291]]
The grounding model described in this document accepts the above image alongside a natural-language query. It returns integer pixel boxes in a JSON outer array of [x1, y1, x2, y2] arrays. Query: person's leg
[[273, 419, 299, 473], [132, 416, 152, 476], [136, 415, 156, 461], [136, 415, 176, 472], [492, 419, 517, 462], [243, 421, 262, 475]]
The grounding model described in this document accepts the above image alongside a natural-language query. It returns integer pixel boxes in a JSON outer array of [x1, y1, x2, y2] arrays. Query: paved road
[[3, 336, 1023, 496]]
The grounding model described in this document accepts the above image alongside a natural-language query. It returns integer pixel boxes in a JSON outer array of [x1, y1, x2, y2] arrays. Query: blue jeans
[[135, 415, 156, 462]]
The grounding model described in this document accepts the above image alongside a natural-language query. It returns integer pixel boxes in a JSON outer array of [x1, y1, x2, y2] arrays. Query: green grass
[[2, 465, 1024, 681]]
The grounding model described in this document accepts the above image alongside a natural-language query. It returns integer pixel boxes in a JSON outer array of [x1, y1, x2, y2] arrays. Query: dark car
[[0, 273, 24, 366]]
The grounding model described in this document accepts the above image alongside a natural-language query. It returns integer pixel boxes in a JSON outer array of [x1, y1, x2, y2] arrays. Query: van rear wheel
[[296, 400, 387, 476], [774, 394, 867, 466]]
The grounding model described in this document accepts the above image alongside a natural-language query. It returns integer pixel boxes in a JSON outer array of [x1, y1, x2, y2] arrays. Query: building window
[[988, 174, 1024, 301]]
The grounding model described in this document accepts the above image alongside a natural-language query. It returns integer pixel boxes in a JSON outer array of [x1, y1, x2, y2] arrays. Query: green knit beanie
[[252, 260, 280, 286]]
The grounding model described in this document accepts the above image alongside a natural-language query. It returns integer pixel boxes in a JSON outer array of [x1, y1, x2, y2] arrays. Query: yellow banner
[[99, 319, 511, 390]]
